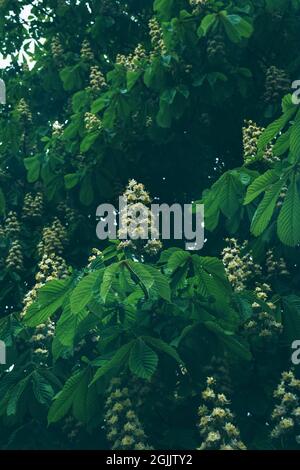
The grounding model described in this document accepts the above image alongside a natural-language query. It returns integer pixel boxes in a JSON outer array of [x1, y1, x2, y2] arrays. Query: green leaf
[[220, 13, 241, 43], [24, 156, 40, 183], [24, 278, 72, 327], [32, 372, 54, 406], [125, 260, 154, 296], [100, 262, 120, 302], [55, 303, 88, 347], [244, 170, 279, 205], [127, 69, 142, 91], [290, 110, 300, 161], [70, 271, 100, 315], [143, 336, 183, 364], [72, 90, 89, 113], [257, 107, 297, 155], [157, 99, 172, 128], [64, 173, 80, 189], [60, 64, 84, 91], [145, 266, 171, 302], [129, 339, 158, 380], [48, 370, 85, 424], [167, 249, 190, 272], [153, 0, 174, 19], [90, 341, 134, 385], [91, 91, 112, 113], [272, 129, 291, 157], [204, 322, 252, 361], [282, 295, 300, 344], [80, 131, 99, 153], [0, 187, 5, 215], [277, 176, 300, 246], [79, 173, 94, 205], [197, 14, 217, 37], [7, 376, 30, 416], [227, 15, 253, 38], [250, 179, 284, 236]]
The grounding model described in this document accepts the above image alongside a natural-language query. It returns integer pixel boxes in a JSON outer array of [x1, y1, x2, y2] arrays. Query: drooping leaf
[[129, 339, 158, 380]]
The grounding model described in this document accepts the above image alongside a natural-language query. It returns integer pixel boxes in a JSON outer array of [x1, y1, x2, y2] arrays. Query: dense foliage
[[1, 0, 300, 450]]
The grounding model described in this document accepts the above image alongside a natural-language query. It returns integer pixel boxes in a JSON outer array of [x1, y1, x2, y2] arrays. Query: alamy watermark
[[291, 340, 300, 365], [0, 79, 6, 105], [292, 80, 300, 105], [96, 197, 205, 250], [0, 340, 6, 365]]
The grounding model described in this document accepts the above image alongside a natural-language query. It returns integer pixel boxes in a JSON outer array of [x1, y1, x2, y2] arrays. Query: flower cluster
[[51, 36, 64, 64], [190, 0, 209, 12], [37, 217, 68, 256], [203, 356, 233, 396], [5, 240, 23, 272], [116, 44, 148, 71], [62, 416, 84, 443], [22, 192, 44, 220], [266, 249, 289, 277], [117, 180, 162, 256], [4, 211, 21, 238], [104, 377, 152, 450], [243, 120, 262, 163], [89, 66, 107, 93], [271, 370, 300, 445], [52, 121, 64, 137], [207, 35, 226, 62], [84, 112, 102, 133], [242, 120, 277, 165], [222, 238, 261, 292], [87, 247, 104, 267], [3, 211, 24, 272], [16, 98, 32, 122], [57, 201, 78, 227], [29, 321, 55, 361], [149, 18, 167, 57], [264, 66, 290, 104], [80, 39, 94, 62], [22, 218, 69, 317], [197, 377, 246, 450], [244, 283, 282, 340], [276, 185, 288, 208]]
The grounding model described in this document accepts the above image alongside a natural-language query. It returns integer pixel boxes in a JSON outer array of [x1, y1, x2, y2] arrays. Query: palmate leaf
[[277, 176, 300, 246], [129, 339, 158, 380]]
